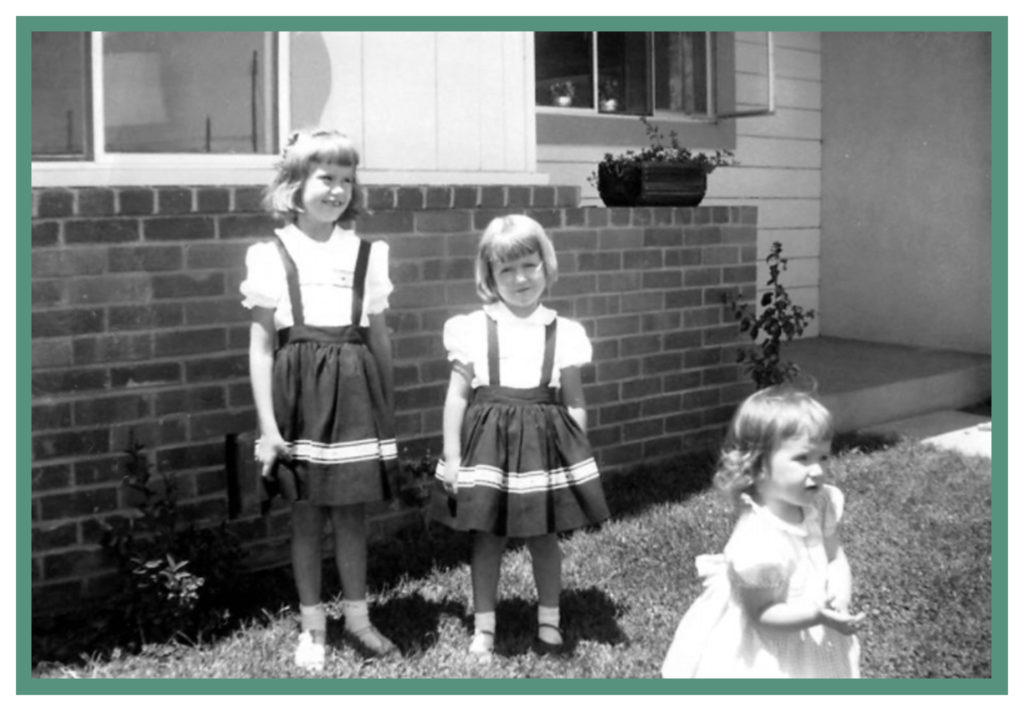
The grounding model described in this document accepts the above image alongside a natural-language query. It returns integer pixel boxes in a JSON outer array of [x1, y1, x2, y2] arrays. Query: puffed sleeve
[[363, 239, 394, 315], [820, 484, 845, 537], [240, 241, 285, 310], [726, 519, 794, 599], [557, 318, 593, 369], [442, 314, 474, 366]]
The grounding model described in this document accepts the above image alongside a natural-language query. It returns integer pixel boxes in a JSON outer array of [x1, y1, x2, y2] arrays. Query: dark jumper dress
[[430, 313, 610, 537], [268, 235, 398, 505]]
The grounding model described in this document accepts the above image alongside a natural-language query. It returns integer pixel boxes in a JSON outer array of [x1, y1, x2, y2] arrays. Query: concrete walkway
[[861, 409, 992, 459]]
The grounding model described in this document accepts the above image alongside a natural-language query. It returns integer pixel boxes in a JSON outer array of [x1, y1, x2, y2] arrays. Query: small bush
[[99, 433, 245, 646]]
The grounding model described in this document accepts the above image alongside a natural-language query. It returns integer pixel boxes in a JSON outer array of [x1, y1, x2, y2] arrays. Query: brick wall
[[30, 183, 757, 613]]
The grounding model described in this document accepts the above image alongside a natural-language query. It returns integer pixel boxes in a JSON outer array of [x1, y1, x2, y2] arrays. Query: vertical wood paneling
[[437, 33, 485, 171]]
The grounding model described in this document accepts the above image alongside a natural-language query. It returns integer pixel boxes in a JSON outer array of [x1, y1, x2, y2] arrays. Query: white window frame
[[31, 31, 291, 188], [536, 31, 717, 122]]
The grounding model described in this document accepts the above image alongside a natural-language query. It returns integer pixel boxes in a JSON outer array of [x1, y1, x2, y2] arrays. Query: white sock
[[341, 598, 370, 632], [537, 605, 561, 644], [474, 611, 496, 635], [299, 603, 326, 633]]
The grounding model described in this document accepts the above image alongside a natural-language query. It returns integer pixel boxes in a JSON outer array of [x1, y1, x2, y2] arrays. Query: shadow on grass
[[832, 430, 902, 456]]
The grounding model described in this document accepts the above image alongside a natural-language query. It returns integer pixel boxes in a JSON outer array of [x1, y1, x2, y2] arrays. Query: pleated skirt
[[271, 326, 398, 506], [430, 385, 610, 538]]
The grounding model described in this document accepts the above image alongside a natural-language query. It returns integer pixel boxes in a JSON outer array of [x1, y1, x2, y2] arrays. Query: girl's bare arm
[[560, 366, 588, 433]]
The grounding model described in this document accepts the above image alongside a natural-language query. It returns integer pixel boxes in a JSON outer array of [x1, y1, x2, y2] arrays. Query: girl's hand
[[257, 433, 291, 479], [442, 456, 460, 496], [826, 589, 852, 614], [820, 606, 866, 635]]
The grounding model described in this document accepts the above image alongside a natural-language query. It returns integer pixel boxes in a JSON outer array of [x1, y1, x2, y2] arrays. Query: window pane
[[654, 32, 709, 116], [32, 32, 90, 158], [597, 33, 650, 115], [534, 32, 593, 109], [103, 32, 277, 154]]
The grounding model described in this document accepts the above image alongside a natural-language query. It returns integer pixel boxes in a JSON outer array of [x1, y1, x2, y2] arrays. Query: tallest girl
[[241, 129, 399, 671]]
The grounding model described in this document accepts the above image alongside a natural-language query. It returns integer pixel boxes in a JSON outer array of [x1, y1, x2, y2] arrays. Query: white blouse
[[240, 224, 392, 329], [443, 302, 593, 389]]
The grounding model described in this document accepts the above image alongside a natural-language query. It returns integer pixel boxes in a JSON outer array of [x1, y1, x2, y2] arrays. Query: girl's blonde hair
[[714, 385, 834, 506], [263, 128, 362, 223], [475, 215, 559, 303]]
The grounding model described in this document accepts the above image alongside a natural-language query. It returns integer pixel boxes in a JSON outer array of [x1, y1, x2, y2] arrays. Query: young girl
[[430, 215, 610, 659], [241, 129, 399, 671], [662, 386, 865, 678]]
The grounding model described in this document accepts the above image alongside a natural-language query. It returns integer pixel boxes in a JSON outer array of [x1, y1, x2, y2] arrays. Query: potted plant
[[599, 78, 621, 113], [549, 80, 576, 107], [589, 116, 736, 207]]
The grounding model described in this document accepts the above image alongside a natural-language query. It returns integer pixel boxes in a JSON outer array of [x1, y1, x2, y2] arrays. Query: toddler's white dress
[[662, 485, 860, 678]]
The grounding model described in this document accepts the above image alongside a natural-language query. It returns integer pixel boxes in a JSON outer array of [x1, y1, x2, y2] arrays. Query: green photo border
[[17, 14, 1008, 695]]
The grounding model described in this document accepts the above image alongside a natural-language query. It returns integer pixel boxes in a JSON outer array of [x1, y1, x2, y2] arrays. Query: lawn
[[32, 438, 992, 679]]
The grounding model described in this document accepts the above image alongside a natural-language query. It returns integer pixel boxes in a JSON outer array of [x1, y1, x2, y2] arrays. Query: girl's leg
[[329, 504, 396, 656], [291, 501, 327, 670], [469, 532, 507, 656], [526, 533, 563, 646]]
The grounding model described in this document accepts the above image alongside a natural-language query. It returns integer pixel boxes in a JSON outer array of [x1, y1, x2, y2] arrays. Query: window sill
[[536, 111, 736, 152]]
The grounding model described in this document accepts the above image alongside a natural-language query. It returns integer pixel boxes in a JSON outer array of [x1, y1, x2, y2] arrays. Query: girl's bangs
[[486, 234, 540, 264]]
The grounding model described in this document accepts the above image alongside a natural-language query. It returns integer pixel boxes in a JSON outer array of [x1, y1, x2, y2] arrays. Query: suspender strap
[[540, 319, 558, 387], [272, 235, 304, 327], [351, 239, 372, 326], [486, 315, 500, 386], [485, 314, 559, 387]]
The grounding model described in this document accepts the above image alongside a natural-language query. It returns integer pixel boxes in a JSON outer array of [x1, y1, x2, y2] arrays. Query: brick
[[552, 229, 600, 252], [32, 248, 107, 278], [596, 272, 640, 294], [110, 362, 182, 388], [197, 188, 231, 213], [623, 249, 664, 270], [32, 463, 73, 491], [599, 401, 641, 424], [42, 547, 110, 580], [665, 288, 704, 309], [720, 225, 757, 245], [609, 208, 632, 226], [665, 411, 704, 434], [663, 370, 703, 393], [425, 187, 452, 209], [32, 221, 59, 247], [65, 219, 140, 244], [584, 209, 609, 228], [555, 185, 580, 207], [184, 298, 250, 326], [73, 394, 150, 425], [573, 295, 619, 318], [108, 303, 184, 331], [145, 216, 216, 241], [184, 354, 248, 383], [683, 226, 722, 246], [36, 190, 74, 218], [642, 352, 683, 375], [702, 365, 740, 385], [578, 251, 621, 271], [77, 188, 115, 216], [532, 186, 556, 208], [588, 425, 622, 448], [390, 283, 447, 311], [591, 338, 619, 361], [365, 187, 396, 210], [693, 207, 714, 225], [395, 383, 447, 411], [31, 339, 73, 369], [234, 186, 265, 212], [703, 325, 744, 346], [640, 310, 681, 332], [395, 187, 425, 211], [157, 188, 193, 214], [32, 281, 63, 307], [642, 271, 682, 290], [32, 429, 110, 462], [32, 522, 79, 552], [452, 187, 479, 209], [32, 308, 105, 338], [596, 358, 640, 382], [673, 207, 695, 225], [624, 418, 664, 441], [712, 206, 729, 223], [67, 275, 152, 305], [684, 347, 722, 368], [505, 186, 530, 208], [643, 435, 685, 460], [156, 441, 225, 472], [564, 208, 586, 227], [525, 209, 562, 229], [683, 307, 722, 329], [153, 327, 227, 357], [701, 246, 739, 265], [598, 442, 644, 468], [220, 214, 277, 239], [108, 245, 183, 272], [118, 188, 156, 215], [582, 382, 620, 406], [153, 385, 226, 416], [665, 248, 702, 267], [633, 208, 655, 226], [151, 272, 225, 299], [643, 227, 684, 248], [651, 207, 675, 226], [32, 580, 86, 610], [74, 457, 125, 486], [641, 394, 683, 417], [723, 265, 757, 284], [474, 186, 503, 208], [32, 367, 107, 396], [422, 259, 475, 282], [360, 211, 415, 235], [594, 314, 639, 338], [73, 333, 153, 365], [683, 268, 722, 287], [620, 334, 662, 357], [415, 211, 472, 234], [683, 388, 720, 409], [393, 334, 446, 360]]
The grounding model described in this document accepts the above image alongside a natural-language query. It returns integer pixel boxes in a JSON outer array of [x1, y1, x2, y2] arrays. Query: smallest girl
[[662, 386, 865, 678]]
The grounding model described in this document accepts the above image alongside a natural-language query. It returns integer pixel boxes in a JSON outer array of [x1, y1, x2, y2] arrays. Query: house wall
[[538, 32, 824, 338], [820, 33, 991, 354], [30, 184, 757, 613]]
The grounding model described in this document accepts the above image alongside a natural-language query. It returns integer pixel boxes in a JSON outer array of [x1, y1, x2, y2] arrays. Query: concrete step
[[784, 337, 990, 432], [861, 410, 992, 458]]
